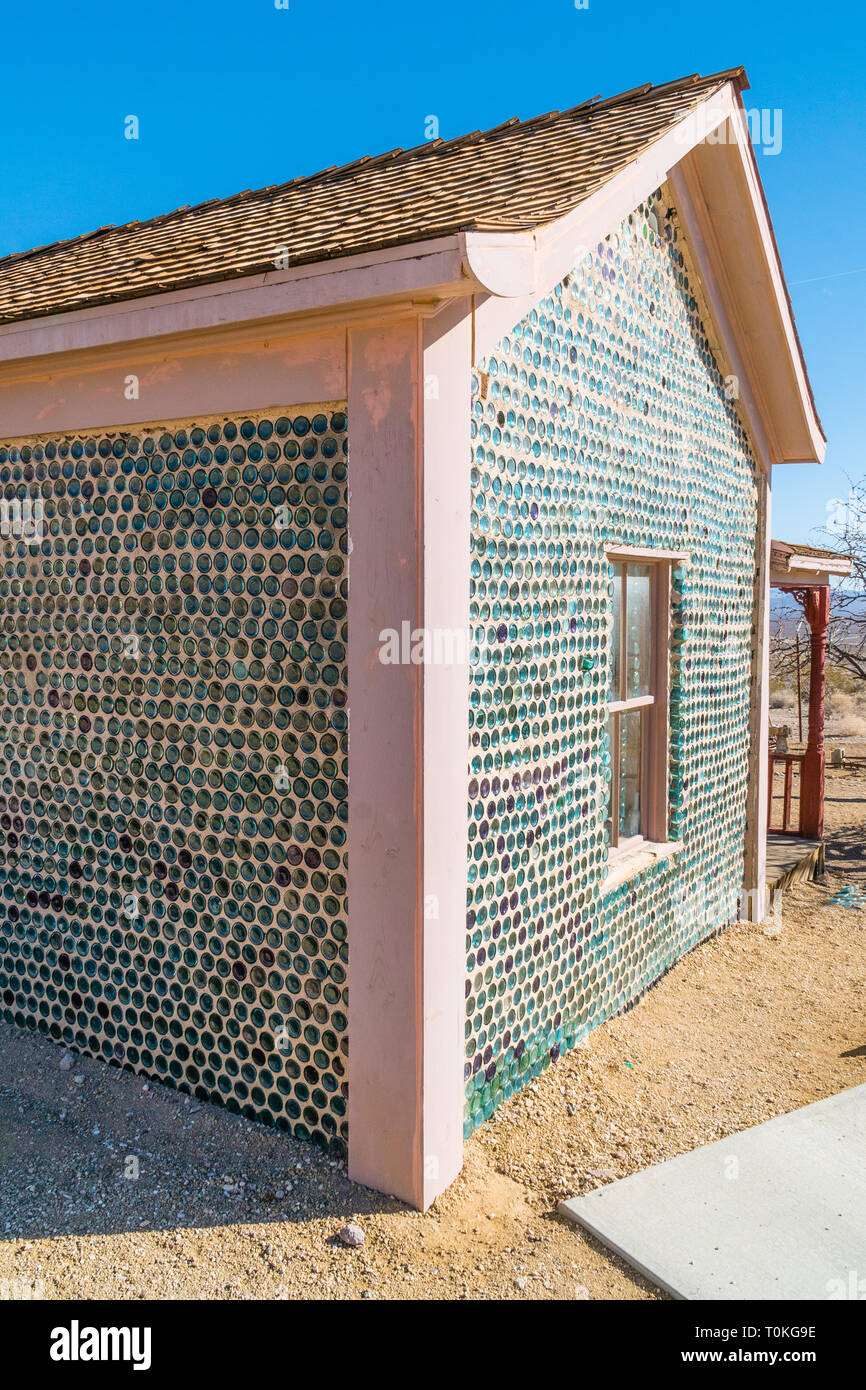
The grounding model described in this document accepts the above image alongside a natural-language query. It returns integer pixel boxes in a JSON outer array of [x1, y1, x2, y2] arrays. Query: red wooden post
[[767, 751, 775, 828], [783, 759, 793, 830], [800, 585, 830, 840]]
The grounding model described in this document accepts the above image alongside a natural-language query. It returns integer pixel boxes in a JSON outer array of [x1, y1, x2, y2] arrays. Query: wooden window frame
[[605, 545, 689, 860]]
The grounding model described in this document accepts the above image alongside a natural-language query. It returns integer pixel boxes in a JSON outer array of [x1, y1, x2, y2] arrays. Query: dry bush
[[825, 687, 866, 738], [829, 714, 866, 739], [827, 688, 856, 717]]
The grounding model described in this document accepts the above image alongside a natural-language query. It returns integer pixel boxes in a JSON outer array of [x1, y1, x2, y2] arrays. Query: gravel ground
[[1, 768, 864, 1302]]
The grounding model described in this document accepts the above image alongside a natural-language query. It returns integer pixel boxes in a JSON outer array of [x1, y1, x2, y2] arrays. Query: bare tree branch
[[812, 473, 866, 686]]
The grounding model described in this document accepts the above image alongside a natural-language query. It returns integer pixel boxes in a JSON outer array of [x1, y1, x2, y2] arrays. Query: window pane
[[625, 564, 651, 698], [619, 709, 642, 839], [606, 713, 616, 843], [609, 564, 623, 697]]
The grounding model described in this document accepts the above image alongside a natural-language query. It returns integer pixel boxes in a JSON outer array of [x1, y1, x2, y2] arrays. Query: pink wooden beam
[[346, 308, 470, 1208]]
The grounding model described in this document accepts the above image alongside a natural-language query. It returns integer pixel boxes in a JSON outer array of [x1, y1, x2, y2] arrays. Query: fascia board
[[465, 87, 735, 307], [466, 82, 823, 471], [786, 555, 853, 575], [0, 235, 472, 367], [725, 98, 826, 463]]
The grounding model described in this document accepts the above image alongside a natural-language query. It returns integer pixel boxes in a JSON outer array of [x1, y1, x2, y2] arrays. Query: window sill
[[602, 838, 684, 894]]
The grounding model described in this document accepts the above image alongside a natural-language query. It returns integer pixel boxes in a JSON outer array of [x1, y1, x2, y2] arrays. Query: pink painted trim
[[0, 85, 822, 473], [419, 300, 472, 1207], [784, 556, 853, 575], [606, 555, 673, 850], [0, 324, 347, 441], [667, 160, 773, 473], [726, 97, 826, 462], [461, 231, 536, 297], [345, 304, 471, 1210], [770, 569, 845, 588], [345, 319, 424, 1206], [602, 839, 684, 894], [467, 94, 734, 353], [469, 82, 823, 470], [464, 99, 731, 303], [0, 236, 471, 367], [605, 544, 690, 563], [648, 561, 673, 845], [744, 468, 772, 918], [670, 135, 824, 467]]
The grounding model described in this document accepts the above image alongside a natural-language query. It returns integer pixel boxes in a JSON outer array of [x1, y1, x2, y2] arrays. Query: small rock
[[338, 1223, 365, 1248], [73, 1074, 85, 1086], [59, 1052, 75, 1071], [586, 1167, 616, 1182]]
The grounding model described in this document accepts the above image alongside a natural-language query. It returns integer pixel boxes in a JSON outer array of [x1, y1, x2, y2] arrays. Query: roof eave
[[464, 80, 825, 471], [0, 77, 824, 475], [0, 234, 478, 373], [779, 555, 854, 577]]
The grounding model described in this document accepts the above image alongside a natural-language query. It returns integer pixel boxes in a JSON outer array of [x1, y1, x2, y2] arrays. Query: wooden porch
[[766, 540, 853, 894], [766, 831, 824, 893]]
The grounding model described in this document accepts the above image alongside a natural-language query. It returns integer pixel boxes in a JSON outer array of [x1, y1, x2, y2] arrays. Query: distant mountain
[[771, 589, 866, 639]]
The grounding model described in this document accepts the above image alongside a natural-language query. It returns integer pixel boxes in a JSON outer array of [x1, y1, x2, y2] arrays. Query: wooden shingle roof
[[771, 540, 853, 576], [0, 68, 747, 326]]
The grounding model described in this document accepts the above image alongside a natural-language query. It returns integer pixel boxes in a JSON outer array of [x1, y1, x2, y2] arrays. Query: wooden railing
[[767, 751, 806, 834]]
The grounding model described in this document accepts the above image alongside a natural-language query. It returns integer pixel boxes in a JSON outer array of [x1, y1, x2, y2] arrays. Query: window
[[605, 547, 684, 856]]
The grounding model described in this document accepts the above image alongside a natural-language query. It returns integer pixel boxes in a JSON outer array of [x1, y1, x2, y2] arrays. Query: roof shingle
[[771, 540, 853, 569], [0, 68, 747, 325]]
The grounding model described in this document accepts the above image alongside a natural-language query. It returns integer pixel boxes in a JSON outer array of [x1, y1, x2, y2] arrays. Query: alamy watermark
[[378, 622, 473, 666], [675, 104, 783, 156], [826, 1270, 866, 1300], [50, 1321, 152, 1370], [826, 489, 866, 536], [1, 1276, 45, 1300], [0, 494, 44, 545]]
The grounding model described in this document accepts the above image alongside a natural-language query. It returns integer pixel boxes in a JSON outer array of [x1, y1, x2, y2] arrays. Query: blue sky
[[2, 0, 863, 546]]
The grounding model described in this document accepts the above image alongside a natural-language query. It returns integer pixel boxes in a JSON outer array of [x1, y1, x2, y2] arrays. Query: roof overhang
[[0, 234, 472, 377], [0, 79, 823, 473], [463, 80, 825, 471], [770, 541, 854, 588]]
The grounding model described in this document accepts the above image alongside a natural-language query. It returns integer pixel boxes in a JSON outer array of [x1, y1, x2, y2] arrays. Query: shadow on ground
[[824, 819, 866, 880], [0, 1019, 398, 1244]]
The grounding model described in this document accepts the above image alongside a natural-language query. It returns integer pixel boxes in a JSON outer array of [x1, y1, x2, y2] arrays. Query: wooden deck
[[766, 832, 823, 893]]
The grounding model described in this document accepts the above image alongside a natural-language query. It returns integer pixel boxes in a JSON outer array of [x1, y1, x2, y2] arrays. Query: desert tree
[[822, 477, 866, 685]]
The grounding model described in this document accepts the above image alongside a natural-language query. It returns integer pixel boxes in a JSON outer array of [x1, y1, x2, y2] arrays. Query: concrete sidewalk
[[559, 1084, 866, 1300]]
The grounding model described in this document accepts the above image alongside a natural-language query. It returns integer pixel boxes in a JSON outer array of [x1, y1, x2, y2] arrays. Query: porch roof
[[770, 539, 854, 587]]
